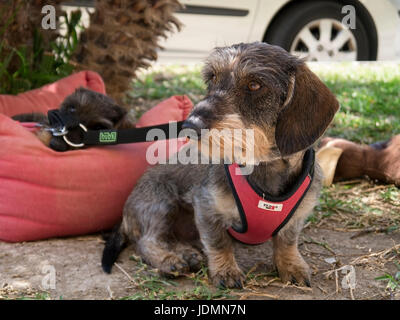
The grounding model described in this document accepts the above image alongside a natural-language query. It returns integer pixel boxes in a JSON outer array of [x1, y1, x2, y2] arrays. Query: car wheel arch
[[262, 0, 378, 60]]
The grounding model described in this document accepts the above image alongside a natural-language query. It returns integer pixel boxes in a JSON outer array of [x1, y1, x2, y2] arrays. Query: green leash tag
[[99, 131, 118, 143]]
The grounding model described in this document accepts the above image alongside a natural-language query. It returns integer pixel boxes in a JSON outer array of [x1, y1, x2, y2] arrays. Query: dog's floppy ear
[[110, 104, 127, 123], [275, 64, 339, 156], [90, 104, 133, 130], [86, 104, 127, 130]]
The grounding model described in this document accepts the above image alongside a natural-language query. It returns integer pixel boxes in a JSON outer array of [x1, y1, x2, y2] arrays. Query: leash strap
[[47, 109, 185, 147], [83, 121, 184, 146]]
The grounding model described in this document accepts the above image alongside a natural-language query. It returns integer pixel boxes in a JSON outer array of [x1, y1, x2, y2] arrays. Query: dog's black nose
[[182, 118, 205, 137]]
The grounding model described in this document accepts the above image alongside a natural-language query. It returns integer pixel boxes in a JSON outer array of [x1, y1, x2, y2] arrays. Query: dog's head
[[50, 88, 131, 151], [183, 42, 339, 162], [59, 87, 129, 130]]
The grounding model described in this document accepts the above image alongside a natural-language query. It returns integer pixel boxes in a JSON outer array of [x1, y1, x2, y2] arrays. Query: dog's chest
[[211, 187, 241, 227]]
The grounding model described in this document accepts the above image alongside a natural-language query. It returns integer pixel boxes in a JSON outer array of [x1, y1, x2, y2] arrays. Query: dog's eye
[[211, 74, 217, 83], [69, 106, 76, 113], [248, 81, 261, 91]]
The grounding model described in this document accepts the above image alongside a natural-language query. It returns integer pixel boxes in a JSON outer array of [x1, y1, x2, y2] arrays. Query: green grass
[[375, 262, 400, 298], [15, 292, 51, 300], [129, 65, 206, 104], [120, 257, 234, 300], [310, 63, 400, 143], [130, 62, 400, 143], [307, 178, 400, 230], [0, 291, 51, 300], [380, 186, 400, 204]]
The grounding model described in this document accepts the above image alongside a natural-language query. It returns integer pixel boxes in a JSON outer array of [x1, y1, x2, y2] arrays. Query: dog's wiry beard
[[190, 113, 276, 165]]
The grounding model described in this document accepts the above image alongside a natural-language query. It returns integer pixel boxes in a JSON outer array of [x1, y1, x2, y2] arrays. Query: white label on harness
[[258, 200, 283, 212]]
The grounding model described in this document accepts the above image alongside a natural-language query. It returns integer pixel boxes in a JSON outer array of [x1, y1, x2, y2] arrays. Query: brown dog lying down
[[12, 88, 134, 151], [318, 136, 400, 186]]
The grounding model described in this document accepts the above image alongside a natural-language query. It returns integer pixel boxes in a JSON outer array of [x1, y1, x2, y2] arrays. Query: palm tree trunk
[[72, 0, 183, 103]]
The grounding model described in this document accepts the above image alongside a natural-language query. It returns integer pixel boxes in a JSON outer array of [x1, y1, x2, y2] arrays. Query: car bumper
[[361, 0, 400, 60]]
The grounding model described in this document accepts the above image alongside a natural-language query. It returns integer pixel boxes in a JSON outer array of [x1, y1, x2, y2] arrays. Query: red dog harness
[[225, 149, 315, 245]]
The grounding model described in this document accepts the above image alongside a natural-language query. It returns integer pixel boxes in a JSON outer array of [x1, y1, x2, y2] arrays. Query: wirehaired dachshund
[[102, 42, 339, 288]]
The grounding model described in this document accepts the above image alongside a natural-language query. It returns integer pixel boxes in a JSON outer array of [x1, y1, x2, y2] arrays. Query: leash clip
[[46, 126, 69, 137], [62, 123, 88, 148]]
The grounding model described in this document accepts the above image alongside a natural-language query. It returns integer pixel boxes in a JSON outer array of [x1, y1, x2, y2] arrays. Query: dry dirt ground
[[0, 223, 399, 300]]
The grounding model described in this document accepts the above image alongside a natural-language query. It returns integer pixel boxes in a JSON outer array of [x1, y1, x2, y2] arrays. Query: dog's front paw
[[209, 266, 245, 289], [275, 255, 311, 287]]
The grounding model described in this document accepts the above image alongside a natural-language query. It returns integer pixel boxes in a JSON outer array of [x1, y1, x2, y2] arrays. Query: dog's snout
[[182, 117, 206, 137], [182, 99, 218, 136]]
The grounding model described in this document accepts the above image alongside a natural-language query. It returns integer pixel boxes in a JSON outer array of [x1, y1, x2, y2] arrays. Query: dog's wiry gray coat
[[102, 42, 339, 288]]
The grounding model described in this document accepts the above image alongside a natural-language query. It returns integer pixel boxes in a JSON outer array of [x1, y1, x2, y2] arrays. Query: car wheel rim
[[290, 18, 358, 61]]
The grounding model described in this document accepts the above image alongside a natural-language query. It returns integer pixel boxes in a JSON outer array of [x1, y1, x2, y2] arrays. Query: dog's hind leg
[[102, 201, 191, 276], [102, 164, 204, 276], [173, 242, 205, 272], [138, 236, 190, 275], [124, 177, 194, 276]]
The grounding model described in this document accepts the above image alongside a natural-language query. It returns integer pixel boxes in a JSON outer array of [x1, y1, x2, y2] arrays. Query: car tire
[[264, 0, 375, 61]]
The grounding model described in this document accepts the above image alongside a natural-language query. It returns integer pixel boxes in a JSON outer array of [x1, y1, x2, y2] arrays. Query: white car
[[158, 0, 400, 63]]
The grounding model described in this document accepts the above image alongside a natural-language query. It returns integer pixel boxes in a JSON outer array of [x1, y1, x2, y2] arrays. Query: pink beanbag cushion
[[0, 72, 193, 242], [0, 71, 106, 117]]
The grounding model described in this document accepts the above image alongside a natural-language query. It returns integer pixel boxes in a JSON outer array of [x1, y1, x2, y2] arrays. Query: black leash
[[47, 109, 185, 148], [84, 122, 184, 146]]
